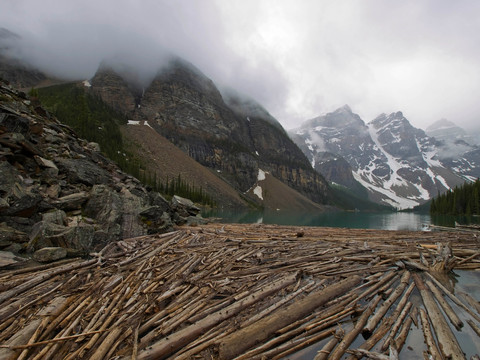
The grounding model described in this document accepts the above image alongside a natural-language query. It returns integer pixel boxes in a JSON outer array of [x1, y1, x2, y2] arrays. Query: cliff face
[[90, 64, 137, 118], [91, 58, 331, 205]]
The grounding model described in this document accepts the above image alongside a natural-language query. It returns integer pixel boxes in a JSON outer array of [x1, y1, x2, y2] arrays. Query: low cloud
[[1, 0, 479, 132]]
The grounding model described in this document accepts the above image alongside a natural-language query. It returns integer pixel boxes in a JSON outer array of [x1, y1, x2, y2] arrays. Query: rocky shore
[[0, 79, 205, 265]]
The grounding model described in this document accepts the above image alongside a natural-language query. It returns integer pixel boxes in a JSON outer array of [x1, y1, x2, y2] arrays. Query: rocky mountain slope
[[90, 58, 331, 207], [290, 106, 473, 209], [425, 119, 480, 182], [0, 79, 204, 265], [120, 120, 249, 208]]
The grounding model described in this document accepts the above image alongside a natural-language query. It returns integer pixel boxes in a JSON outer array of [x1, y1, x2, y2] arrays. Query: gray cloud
[[1, 0, 479, 132]]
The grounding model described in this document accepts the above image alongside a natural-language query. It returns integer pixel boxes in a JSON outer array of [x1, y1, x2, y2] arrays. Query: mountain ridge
[[290, 106, 476, 209]]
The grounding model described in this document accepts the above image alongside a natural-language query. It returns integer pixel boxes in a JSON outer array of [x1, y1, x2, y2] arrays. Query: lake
[[203, 208, 480, 231]]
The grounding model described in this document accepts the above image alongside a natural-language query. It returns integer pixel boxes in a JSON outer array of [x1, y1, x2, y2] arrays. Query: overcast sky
[[1, 0, 479, 131]]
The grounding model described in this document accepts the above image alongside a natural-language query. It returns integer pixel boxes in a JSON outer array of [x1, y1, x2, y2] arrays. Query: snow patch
[[352, 171, 420, 209], [257, 169, 266, 181], [83, 80, 91, 87], [253, 185, 263, 200], [128, 120, 140, 125], [255, 151, 259, 156]]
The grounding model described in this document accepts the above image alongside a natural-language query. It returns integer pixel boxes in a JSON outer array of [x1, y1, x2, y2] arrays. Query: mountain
[[290, 106, 469, 209], [426, 118, 474, 144], [425, 119, 480, 182], [90, 57, 332, 208], [0, 28, 48, 89]]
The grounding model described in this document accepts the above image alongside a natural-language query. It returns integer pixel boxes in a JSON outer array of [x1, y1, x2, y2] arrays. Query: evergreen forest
[[430, 179, 480, 215]]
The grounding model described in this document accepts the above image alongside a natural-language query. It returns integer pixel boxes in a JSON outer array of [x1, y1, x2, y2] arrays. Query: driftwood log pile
[[0, 223, 479, 359]]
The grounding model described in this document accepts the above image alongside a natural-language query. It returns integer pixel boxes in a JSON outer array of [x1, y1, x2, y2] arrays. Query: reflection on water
[[204, 209, 432, 231], [203, 209, 480, 231]]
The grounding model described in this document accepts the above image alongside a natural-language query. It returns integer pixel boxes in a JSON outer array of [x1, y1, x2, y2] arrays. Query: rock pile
[[0, 79, 204, 264]]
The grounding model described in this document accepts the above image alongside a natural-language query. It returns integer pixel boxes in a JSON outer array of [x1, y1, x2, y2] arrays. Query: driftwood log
[[0, 223, 479, 359]]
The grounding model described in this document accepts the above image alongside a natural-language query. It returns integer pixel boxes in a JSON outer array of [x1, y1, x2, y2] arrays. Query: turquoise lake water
[[203, 208, 480, 231]]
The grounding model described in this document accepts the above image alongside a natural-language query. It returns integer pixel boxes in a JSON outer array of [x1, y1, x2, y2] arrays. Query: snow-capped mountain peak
[[290, 107, 476, 209]]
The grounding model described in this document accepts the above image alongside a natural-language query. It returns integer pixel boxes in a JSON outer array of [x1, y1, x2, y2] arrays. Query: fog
[[1, 0, 479, 132]]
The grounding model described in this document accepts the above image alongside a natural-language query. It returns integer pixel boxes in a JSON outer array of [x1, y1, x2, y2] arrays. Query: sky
[[1, 0, 479, 131]]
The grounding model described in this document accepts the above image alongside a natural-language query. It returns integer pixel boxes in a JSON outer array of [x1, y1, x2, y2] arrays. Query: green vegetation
[[430, 179, 480, 215], [37, 83, 128, 164], [36, 83, 216, 206], [142, 172, 215, 206]]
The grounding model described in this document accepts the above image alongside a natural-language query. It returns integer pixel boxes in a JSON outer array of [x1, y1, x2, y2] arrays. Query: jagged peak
[[338, 104, 352, 113], [426, 118, 459, 132]]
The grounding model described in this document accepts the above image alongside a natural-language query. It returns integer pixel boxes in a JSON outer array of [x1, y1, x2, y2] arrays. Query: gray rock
[[0, 197, 9, 212], [186, 215, 208, 226], [34, 155, 57, 170], [171, 195, 201, 216], [68, 224, 95, 253], [56, 158, 110, 186], [0, 250, 26, 267], [0, 113, 30, 135], [0, 222, 28, 243], [87, 142, 101, 152], [28, 221, 95, 253], [148, 192, 171, 212], [42, 209, 67, 225], [3, 184, 42, 217], [28, 221, 68, 250], [139, 206, 165, 220], [54, 192, 89, 211], [0, 162, 19, 194], [84, 185, 123, 233], [33, 247, 67, 263]]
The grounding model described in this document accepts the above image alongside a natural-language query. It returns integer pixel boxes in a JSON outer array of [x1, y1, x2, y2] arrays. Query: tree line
[[430, 179, 480, 215]]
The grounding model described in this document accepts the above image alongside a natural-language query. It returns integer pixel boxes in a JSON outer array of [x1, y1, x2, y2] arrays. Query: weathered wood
[[426, 279, 463, 330], [0, 224, 479, 359], [467, 319, 480, 337], [135, 272, 298, 360], [425, 272, 480, 323], [314, 328, 344, 360], [217, 275, 362, 359], [413, 273, 465, 360], [362, 271, 410, 337], [419, 307, 443, 360], [329, 295, 383, 360]]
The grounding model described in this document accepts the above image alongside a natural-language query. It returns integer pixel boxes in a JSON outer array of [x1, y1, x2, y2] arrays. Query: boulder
[[28, 221, 95, 253], [56, 158, 111, 186], [0, 162, 19, 194], [3, 184, 42, 217], [33, 247, 67, 263], [140, 208, 173, 233], [186, 215, 208, 226], [54, 192, 89, 211], [0, 222, 28, 244], [171, 195, 201, 216], [0, 250, 26, 268], [41, 209, 67, 225]]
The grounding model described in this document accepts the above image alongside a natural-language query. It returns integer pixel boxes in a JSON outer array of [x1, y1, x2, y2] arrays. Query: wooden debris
[[0, 223, 478, 359]]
